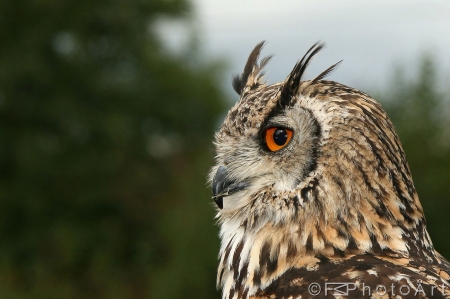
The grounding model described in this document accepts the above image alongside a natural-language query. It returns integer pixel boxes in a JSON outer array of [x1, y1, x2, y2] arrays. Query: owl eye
[[264, 127, 293, 152]]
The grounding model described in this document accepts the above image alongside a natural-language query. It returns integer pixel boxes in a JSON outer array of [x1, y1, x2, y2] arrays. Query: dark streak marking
[[232, 241, 244, 280], [306, 234, 313, 252]]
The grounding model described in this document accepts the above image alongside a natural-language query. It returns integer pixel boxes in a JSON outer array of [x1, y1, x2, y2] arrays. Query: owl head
[[209, 41, 431, 258]]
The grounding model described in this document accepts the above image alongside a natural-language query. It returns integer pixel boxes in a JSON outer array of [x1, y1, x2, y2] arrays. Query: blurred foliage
[[0, 0, 449, 298], [377, 55, 450, 257], [0, 0, 226, 298]]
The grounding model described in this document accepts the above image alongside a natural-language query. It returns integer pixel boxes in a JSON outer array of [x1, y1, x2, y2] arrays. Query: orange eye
[[264, 127, 293, 152]]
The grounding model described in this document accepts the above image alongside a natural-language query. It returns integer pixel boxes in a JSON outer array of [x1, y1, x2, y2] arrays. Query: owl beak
[[212, 166, 249, 209]]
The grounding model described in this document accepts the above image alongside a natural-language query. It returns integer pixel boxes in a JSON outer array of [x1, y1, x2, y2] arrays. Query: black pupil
[[273, 129, 288, 146]]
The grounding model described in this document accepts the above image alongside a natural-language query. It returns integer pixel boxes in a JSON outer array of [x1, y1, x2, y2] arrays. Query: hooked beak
[[212, 166, 249, 209]]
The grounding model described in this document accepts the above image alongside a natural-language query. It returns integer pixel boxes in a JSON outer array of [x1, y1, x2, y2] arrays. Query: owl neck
[[216, 184, 438, 299]]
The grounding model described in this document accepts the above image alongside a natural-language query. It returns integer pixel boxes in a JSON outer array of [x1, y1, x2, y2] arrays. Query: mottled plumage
[[209, 42, 450, 299]]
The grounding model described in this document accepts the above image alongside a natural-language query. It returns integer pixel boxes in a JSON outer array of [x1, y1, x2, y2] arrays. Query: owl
[[209, 42, 450, 299]]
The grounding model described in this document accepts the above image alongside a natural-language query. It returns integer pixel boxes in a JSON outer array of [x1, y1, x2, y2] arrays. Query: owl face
[[210, 86, 320, 215]]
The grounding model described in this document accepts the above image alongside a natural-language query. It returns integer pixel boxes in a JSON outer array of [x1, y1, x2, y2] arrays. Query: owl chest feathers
[[217, 188, 420, 297]]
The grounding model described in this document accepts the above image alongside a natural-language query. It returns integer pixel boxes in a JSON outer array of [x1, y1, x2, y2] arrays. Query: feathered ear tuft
[[279, 42, 343, 107], [232, 41, 272, 95], [279, 42, 325, 106]]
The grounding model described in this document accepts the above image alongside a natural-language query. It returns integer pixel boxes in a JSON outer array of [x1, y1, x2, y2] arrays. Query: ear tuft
[[232, 41, 272, 95], [279, 42, 325, 106]]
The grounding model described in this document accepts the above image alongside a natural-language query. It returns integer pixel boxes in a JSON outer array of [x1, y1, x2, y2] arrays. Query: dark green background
[[0, 0, 449, 298]]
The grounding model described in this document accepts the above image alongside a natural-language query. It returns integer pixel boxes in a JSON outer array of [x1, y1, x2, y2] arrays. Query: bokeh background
[[0, 0, 449, 298]]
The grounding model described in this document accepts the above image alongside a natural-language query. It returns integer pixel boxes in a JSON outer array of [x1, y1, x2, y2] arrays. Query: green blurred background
[[0, 0, 449, 299]]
